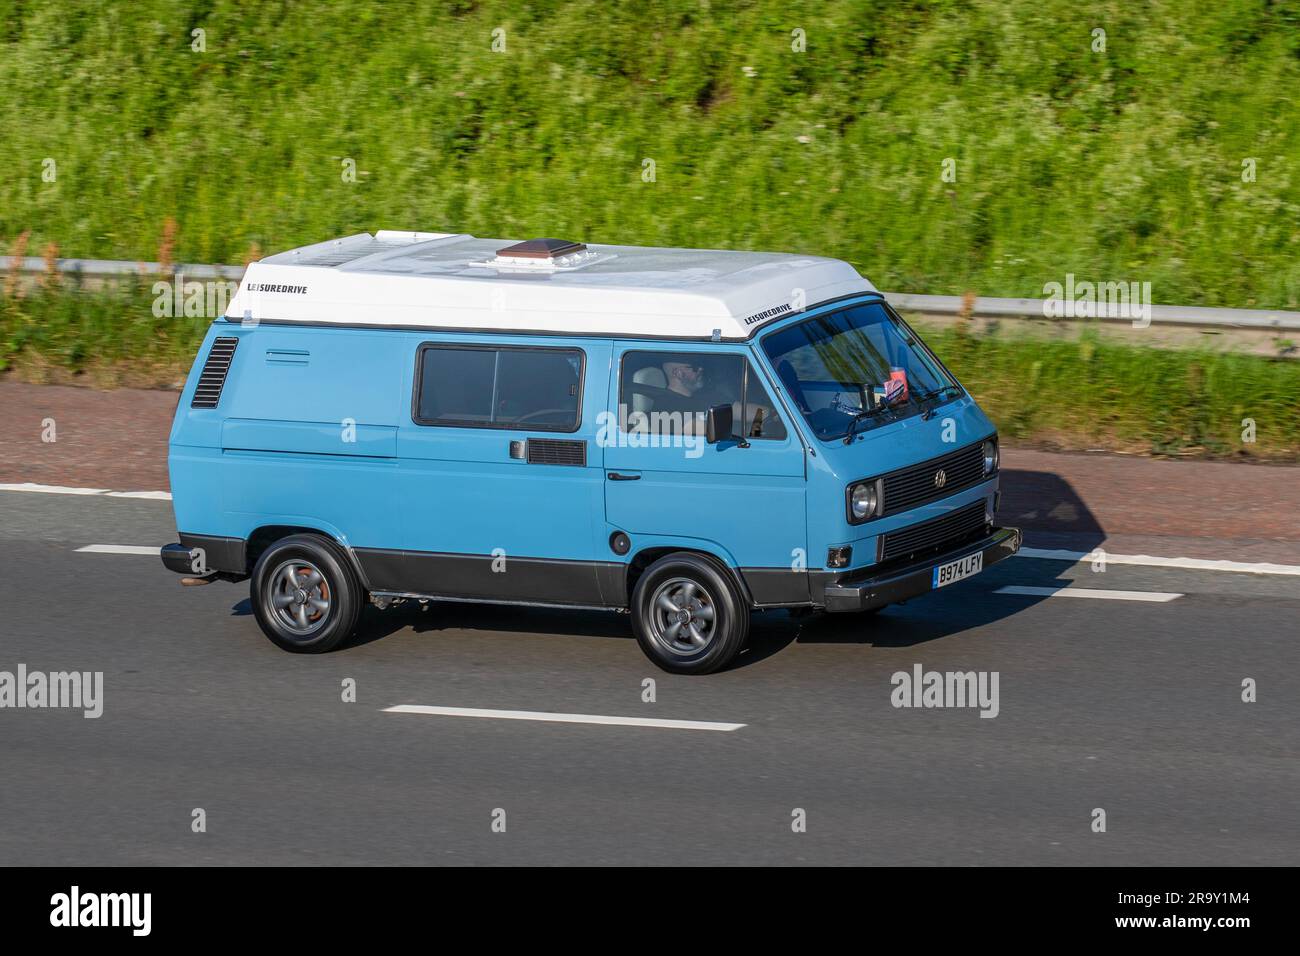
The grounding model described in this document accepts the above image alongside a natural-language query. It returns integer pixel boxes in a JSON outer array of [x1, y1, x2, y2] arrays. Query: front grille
[[526, 438, 586, 466], [191, 337, 239, 408], [879, 500, 987, 563], [881, 440, 987, 516]]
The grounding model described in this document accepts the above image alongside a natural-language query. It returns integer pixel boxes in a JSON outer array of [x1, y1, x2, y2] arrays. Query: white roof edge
[[260, 232, 374, 264], [229, 232, 877, 339]]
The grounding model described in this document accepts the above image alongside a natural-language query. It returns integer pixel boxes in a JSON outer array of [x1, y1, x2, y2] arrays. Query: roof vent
[[496, 238, 587, 259], [471, 237, 614, 273]]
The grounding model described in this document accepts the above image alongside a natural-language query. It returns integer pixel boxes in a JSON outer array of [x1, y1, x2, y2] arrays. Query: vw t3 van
[[162, 231, 1020, 673]]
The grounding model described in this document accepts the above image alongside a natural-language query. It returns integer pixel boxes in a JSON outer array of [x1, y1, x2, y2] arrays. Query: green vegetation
[[2, 0, 1299, 307], [0, 278, 211, 386], [929, 325, 1300, 459], [4, 281, 1297, 459], [3, 1, 1299, 457]]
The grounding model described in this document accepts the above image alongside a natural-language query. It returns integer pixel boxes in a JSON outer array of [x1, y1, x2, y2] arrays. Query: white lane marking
[[0, 482, 171, 500], [1015, 547, 1300, 577], [384, 704, 745, 732], [0, 482, 110, 495], [75, 544, 162, 555], [995, 585, 1182, 602]]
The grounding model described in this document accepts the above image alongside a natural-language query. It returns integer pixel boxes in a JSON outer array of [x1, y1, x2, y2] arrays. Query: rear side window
[[415, 344, 584, 431]]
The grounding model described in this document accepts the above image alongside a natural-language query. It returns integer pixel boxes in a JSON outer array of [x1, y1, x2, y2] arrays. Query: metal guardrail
[[886, 292, 1300, 332], [5, 255, 1300, 331], [2, 256, 245, 280]]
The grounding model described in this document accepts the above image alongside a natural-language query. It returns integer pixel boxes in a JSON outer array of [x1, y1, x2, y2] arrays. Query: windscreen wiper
[[843, 402, 899, 444], [912, 385, 962, 419]]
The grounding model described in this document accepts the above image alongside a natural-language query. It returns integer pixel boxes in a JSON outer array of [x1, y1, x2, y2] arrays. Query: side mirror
[[705, 403, 734, 444]]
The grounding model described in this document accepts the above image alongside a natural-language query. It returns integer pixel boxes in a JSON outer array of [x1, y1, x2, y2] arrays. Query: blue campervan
[[163, 231, 1020, 674]]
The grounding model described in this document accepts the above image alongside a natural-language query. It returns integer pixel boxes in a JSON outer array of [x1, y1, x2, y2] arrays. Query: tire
[[250, 534, 363, 653], [630, 553, 750, 675]]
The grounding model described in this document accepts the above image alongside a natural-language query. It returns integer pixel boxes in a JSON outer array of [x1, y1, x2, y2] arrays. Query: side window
[[416, 347, 495, 425], [415, 345, 583, 431], [618, 351, 786, 441]]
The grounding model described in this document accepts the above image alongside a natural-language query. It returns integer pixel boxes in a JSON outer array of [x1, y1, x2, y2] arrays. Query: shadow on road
[[998, 468, 1106, 551], [342, 600, 635, 651]]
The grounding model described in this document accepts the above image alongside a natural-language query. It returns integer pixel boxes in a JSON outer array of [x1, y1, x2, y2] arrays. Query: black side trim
[[595, 562, 628, 608], [178, 533, 246, 574], [739, 568, 812, 607], [354, 548, 618, 607]]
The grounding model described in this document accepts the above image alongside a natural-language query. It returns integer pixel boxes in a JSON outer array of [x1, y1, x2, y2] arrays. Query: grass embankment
[[4, 281, 1297, 460], [1, 0, 1298, 307], [3, 1, 1299, 457]]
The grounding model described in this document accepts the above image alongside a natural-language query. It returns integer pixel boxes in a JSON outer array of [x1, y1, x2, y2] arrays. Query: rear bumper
[[161, 534, 247, 577], [821, 526, 1021, 612], [161, 542, 194, 575]]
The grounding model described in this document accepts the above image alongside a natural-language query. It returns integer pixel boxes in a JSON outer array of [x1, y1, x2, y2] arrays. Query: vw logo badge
[[934, 469, 947, 488]]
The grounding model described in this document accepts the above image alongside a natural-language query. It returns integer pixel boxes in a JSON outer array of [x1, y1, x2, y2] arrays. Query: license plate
[[932, 551, 983, 589]]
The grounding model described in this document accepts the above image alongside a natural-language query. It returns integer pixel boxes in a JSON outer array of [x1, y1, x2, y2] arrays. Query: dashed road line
[[75, 544, 162, 556], [384, 703, 745, 732], [2, 483, 112, 495], [0, 482, 172, 500], [1015, 547, 1300, 577], [994, 585, 1182, 602]]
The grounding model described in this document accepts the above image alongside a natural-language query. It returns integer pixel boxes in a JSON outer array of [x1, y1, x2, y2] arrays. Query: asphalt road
[[1, 490, 1297, 865]]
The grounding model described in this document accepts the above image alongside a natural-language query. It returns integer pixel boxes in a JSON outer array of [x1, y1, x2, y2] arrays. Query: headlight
[[849, 482, 878, 521], [982, 437, 999, 475]]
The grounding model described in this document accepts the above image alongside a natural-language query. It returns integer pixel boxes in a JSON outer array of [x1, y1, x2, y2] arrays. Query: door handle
[[607, 472, 641, 481]]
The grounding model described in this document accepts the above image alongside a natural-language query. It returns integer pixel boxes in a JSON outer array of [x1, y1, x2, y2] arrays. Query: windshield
[[761, 301, 959, 440]]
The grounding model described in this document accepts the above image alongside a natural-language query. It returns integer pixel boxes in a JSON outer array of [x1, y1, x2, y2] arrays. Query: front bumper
[[821, 526, 1021, 612]]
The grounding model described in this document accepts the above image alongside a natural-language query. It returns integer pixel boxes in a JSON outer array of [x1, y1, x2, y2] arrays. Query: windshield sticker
[[889, 366, 909, 400]]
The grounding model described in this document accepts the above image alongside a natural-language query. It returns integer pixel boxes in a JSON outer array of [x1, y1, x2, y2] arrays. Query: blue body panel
[[603, 341, 806, 573], [168, 292, 1001, 604]]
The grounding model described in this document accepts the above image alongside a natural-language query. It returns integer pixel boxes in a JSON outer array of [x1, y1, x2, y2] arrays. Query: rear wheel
[[251, 534, 362, 653], [631, 553, 749, 674]]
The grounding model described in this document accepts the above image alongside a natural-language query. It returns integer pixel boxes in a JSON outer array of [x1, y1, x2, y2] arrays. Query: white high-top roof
[[224, 231, 875, 340]]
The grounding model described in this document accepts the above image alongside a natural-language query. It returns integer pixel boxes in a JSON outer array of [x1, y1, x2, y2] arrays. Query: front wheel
[[250, 534, 362, 653], [630, 553, 750, 674]]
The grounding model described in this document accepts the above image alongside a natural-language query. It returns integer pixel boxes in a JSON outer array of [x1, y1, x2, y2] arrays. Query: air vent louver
[[191, 337, 239, 408], [526, 438, 586, 466], [878, 500, 987, 563]]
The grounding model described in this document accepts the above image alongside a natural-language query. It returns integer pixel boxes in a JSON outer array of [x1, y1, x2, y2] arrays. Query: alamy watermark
[[50, 886, 150, 936], [1042, 274, 1152, 328], [891, 664, 999, 718], [152, 273, 238, 318], [595, 406, 707, 459], [0, 664, 103, 718]]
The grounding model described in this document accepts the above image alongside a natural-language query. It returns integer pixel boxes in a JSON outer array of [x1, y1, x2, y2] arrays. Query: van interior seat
[[632, 366, 667, 414]]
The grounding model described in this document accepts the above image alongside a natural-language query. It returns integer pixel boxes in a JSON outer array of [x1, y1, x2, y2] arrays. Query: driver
[[661, 360, 706, 406], [653, 359, 725, 433]]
